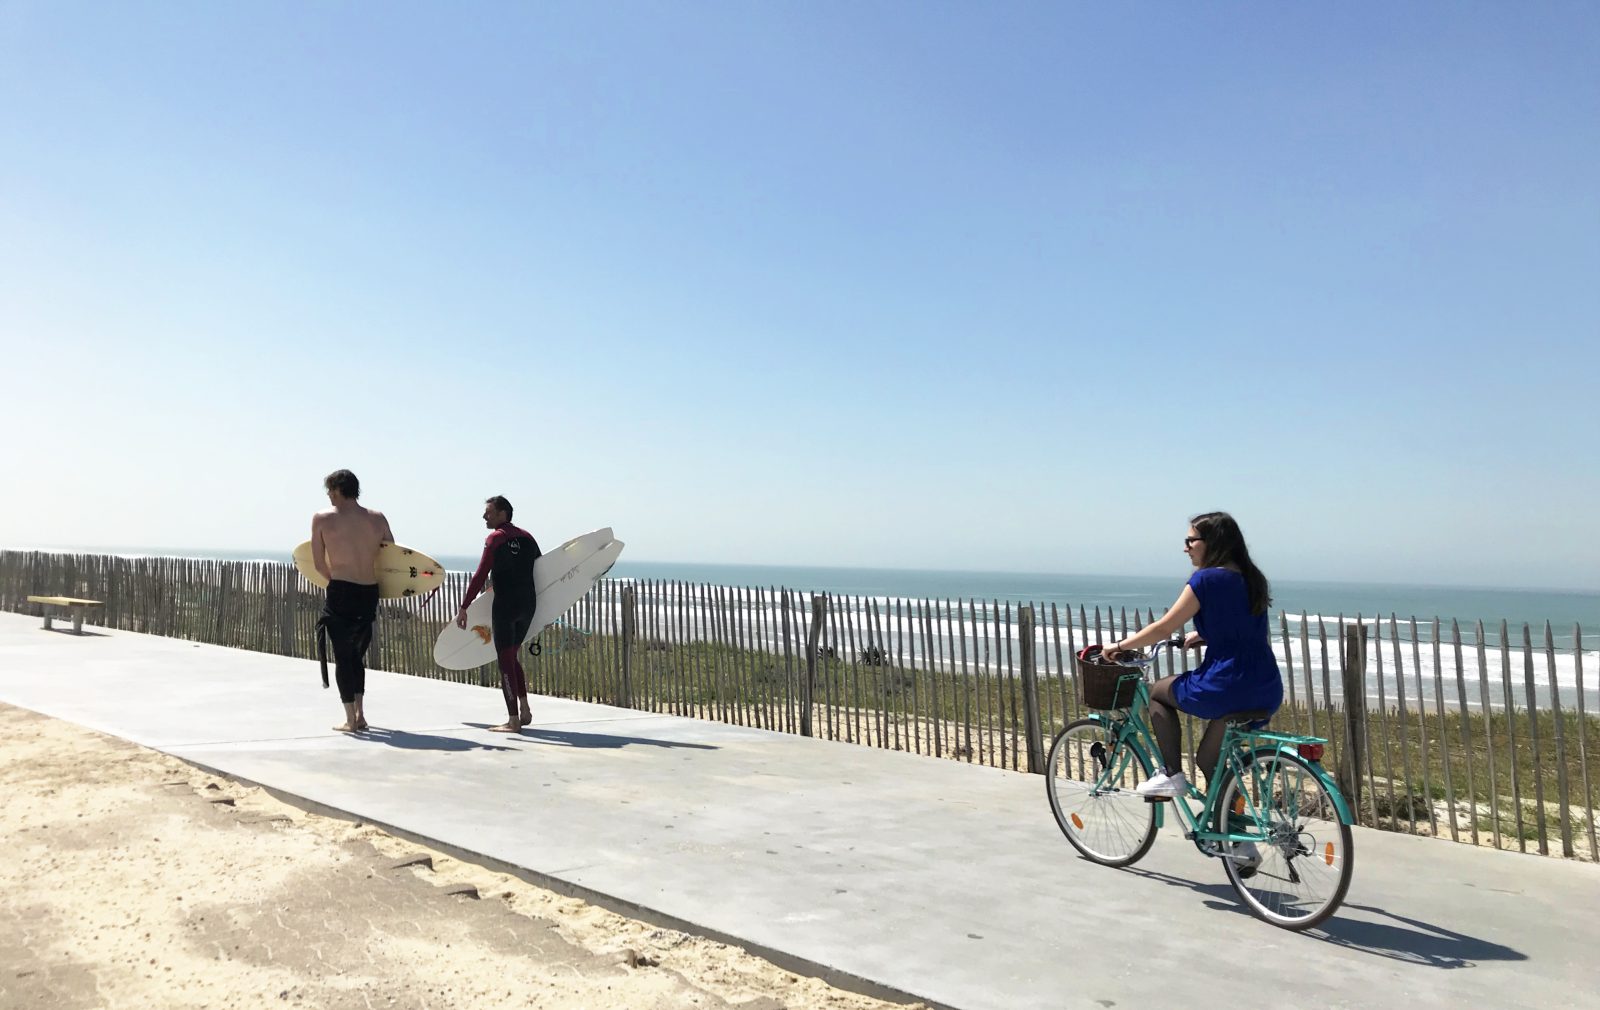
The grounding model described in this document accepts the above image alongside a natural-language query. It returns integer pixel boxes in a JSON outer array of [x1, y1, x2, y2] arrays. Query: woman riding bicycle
[[1103, 512, 1282, 799]]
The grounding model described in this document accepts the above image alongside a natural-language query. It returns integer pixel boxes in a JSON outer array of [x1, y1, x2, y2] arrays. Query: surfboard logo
[[471, 625, 492, 644]]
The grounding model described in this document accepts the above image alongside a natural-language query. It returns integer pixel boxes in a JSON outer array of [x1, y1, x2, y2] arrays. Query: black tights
[[1147, 676, 1231, 780]]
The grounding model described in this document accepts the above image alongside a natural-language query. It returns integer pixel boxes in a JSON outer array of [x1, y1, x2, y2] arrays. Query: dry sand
[[0, 704, 920, 1010]]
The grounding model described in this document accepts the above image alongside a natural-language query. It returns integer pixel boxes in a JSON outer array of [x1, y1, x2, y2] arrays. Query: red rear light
[[1298, 743, 1325, 762]]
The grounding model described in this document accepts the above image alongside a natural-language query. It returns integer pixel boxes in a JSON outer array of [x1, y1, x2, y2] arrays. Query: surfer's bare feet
[[354, 719, 369, 732], [488, 721, 522, 734], [519, 711, 532, 727], [333, 722, 358, 733]]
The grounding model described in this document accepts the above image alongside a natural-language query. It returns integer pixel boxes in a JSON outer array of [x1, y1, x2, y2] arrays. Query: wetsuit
[[462, 523, 541, 718], [318, 580, 380, 703]]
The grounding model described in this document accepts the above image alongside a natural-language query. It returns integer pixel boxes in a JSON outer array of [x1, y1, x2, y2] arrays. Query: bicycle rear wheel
[[1045, 717, 1158, 867], [1217, 750, 1353, 930]]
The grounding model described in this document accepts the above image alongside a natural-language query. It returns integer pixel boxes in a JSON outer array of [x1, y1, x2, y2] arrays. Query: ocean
[[602, 561, 1598, 645], [10, 545, 1598, 707], [20, 547, 1597, 645], [22, 545, 1595, 648]]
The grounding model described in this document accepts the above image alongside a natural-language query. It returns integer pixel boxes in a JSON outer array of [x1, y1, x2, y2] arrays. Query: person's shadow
[[357, 727, 521, 753], [1122, 868, 1526, 969], [1313, 902, 1528, 968], [462, 723, 717, 751]]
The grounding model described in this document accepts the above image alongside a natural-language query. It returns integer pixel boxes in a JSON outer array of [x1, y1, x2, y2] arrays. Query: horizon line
[[5, 543, 1598, 597]]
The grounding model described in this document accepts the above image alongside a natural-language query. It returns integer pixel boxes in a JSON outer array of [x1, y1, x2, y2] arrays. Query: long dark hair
[[1190, 512, 1272, 616]]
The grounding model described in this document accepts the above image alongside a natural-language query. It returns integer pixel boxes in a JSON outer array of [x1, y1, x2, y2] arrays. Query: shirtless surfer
[[311, 469, 394, 733]]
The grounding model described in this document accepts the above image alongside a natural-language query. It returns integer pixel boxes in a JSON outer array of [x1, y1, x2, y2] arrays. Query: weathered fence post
[[1523, 623, 1549, 855], [213, 563, 231, 646], [1545, 621, 1573, 858], [369, 605, 383, 673], [281, 570, 298, 657], [1019, 605, 1045, 774], [801, 594, 826, 737], [105, 556, 120, 630], [620, 586, 636, 709], [1338, 622, 1368, 819]]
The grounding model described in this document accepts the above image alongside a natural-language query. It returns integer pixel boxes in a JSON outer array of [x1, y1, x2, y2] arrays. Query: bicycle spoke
[[1220, 751, 1353, 930], [1047, 718, 1158, 867]]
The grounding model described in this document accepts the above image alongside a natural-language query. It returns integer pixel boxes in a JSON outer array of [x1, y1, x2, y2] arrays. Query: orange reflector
[[1233, 796, 1246, 816], [1324, 842, 1335, 865], [1071, 813, 1084, 830]]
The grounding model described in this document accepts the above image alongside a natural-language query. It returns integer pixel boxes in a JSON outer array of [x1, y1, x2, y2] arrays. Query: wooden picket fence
[[2, 549, 1594, 861]]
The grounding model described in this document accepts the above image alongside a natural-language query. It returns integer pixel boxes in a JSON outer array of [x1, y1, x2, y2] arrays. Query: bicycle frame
[[1081, 667, 1353, 850]]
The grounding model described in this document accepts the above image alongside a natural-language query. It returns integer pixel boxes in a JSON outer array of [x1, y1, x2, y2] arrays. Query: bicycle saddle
[[1221, 710, 1272, 729]]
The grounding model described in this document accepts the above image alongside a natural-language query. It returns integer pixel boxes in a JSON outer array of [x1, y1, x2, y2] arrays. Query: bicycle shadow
[[462, 723, 718, 751], [1123, 869, 1526, 969]]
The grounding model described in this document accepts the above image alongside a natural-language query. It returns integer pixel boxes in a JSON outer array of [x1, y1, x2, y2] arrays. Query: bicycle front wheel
[[1217, 750, 1353, 930], [1045, 717, 1158, 867]]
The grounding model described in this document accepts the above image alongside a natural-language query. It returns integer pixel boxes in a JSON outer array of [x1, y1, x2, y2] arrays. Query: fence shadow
[[462, 723, 718, 751], [1123, 867, 1526, 968]]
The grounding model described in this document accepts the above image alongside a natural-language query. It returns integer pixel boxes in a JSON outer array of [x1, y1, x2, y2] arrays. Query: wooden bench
[[26, 596, 104, 634]]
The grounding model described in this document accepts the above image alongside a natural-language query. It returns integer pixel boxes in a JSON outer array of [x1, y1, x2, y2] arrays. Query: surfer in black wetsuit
[[456, 496, 541, 732]]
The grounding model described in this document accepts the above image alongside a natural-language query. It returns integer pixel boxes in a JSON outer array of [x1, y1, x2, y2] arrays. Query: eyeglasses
[[1183, 536, 1204, 548]]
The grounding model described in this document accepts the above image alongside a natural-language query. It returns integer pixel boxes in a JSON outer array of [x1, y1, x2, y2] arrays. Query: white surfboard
[[432, 528, 624, 670]]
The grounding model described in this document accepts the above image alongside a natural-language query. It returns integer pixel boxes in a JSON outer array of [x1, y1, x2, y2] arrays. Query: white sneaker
[[1232, 841, 1262, 879], [1135, 770, 1189, 799]]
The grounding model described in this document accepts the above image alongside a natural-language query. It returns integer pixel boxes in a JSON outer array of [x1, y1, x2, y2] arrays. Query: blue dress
[[1171, 567, 1284, 720]]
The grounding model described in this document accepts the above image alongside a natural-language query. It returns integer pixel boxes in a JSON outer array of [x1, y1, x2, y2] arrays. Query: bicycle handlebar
[[1086, 637, 1187, 669]]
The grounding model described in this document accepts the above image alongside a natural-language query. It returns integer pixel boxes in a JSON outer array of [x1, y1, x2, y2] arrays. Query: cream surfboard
[[432, 528, 623, 671], [291, 541, 446, 599]]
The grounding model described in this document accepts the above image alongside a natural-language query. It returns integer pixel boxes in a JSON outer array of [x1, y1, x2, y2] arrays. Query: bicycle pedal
[[1143, 795, 1172, 804]]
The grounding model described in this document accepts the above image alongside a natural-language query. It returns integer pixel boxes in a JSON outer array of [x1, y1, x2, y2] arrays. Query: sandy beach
[[0, 703, 918, 1010]]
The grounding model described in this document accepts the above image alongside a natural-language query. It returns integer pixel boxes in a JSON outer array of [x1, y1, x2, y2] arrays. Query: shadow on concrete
[[462, 723, 717, 751], [42, 627, 113, 638], [1124, 867, 1526, 968], [1315, 902, 1528, 968], [358, 727, 522, 753]]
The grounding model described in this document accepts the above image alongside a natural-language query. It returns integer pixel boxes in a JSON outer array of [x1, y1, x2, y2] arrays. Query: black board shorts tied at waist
[[316, 580, 380, 688]]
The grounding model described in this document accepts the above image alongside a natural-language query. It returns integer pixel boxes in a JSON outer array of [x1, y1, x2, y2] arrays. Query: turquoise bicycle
[[1045, 640, 1355, 930]]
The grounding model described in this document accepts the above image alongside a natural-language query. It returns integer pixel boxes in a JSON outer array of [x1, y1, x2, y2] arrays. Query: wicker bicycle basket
[[1077, 653, 1143, 710]]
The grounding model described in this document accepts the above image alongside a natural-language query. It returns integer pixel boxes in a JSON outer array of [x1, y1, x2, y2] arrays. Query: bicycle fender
[[1263, 744, 1355, 825]]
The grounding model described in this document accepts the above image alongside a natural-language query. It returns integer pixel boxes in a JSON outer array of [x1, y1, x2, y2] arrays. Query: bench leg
[[42, 612, 53, 631], [72, 609, 85, 635]]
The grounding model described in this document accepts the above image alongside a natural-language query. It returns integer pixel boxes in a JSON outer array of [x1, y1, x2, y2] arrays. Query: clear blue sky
[[2, 2, 1596, 590]]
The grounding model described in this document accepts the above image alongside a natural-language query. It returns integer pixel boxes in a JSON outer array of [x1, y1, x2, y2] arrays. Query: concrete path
[[0, 610, 1593, 1010]]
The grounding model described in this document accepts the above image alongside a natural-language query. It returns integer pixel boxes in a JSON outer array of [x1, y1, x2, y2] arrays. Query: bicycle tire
[[1045, 717, 1159, 867], [1215, 749, 1353, 930]]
